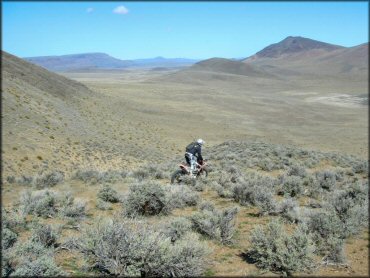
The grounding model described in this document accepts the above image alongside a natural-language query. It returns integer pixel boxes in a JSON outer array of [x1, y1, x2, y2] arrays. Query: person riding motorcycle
[[185, 139, 205, 172]]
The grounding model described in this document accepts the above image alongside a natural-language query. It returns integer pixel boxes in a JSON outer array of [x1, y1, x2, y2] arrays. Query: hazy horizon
[[3, 1, 368, 60]]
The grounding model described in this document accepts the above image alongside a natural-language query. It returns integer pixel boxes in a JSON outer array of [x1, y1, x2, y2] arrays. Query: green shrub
[[304, 211, 347, 264], [175, 174, 197, 186], [6, 176, 15, 184], [232, 173, 277, 215], [316, 170, 336, 191], [219, 207, 239, 245], [164, 217, 192, 242], [58, 192, 87, 219], [124, 181, 170, 216], [20, 190, 58, 218], [132, 168, 150, 180], [334, 169, 345, 182], [78, 218, 209, 276], [232, 173, 274, 203], [218, 170, 242, 189], [60, 236, 80, 251], [258, 158, 275, 171], [287, 164, 307, 178], [198, 201, 216, 212], [73, 169, 100, 184], [190, 205, 238, 245], [102, 170, 129, 183], [10, 239, 64, 276], [61, 200, 86, 218], [73, 169, 127, 184], [254, 188, 278, 216], [2, 249, 13, 277], [340, 182, 368, 203], [212, 168, 243, 198], [305, 211, 343, 251], [14, 240, 51, 258], [34, 170, 64, 189], [323, 237, 347, 265], [352, 160, 368, 174], [97, 185, 120, 203], [19, 190, 86, 219], [326, 186, 368, 237], [16, 175, 34, 186], [12, 255, 65, 276], [278, 175, 303, 197], [190, 207, 222, 240], [302, 175, 322, 198], [193, 176, 207, 191], [2, 208, 27, 233], [96, 199, 113, 210], [277, 198, 301, 223], [147, 165, 167, 179], [15, 175, 30, 185], [2, 227, 18, 250], [248, 219, 315, 276], [213, 181, 234, 198], [30, 224, 60, 248], [167, 185, 200, 209]]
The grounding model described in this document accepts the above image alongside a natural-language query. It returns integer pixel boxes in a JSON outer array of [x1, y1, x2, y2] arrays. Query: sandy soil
[[305, 94, 368, 108]]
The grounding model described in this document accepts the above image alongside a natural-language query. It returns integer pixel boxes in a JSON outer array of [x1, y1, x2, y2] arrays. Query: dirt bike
[[170, 160, 208, 184]]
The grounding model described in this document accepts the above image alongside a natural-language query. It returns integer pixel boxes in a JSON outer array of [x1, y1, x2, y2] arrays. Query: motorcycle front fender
[[179, 165, 190, 174]]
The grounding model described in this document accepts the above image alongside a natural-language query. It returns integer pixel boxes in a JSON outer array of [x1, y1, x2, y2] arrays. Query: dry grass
[[2, 54, 368, 276]]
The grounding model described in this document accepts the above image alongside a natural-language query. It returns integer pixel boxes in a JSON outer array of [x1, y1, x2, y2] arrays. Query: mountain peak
[[252, 36, 344, 59]]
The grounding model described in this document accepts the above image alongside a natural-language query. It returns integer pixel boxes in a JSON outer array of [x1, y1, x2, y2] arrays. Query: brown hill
[[155, 57, 277, 85], [2, 51, 98, 176], [2, 51, 171, 178], [190, 58, 273, 77], [245, 36, 344, 60], [313, 43, 368, 74], [158, 37, 367, 86], [243, 38, 368, 80], [3, 51, 92, 99]]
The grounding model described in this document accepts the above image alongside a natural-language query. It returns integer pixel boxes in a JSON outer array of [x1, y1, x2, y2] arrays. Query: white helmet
[[197, 138, 205, 145]]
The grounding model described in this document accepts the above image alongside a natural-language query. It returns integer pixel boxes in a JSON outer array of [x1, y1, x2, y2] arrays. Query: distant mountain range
[[163, 36, 367, 81], [24, 53, 199, 72], [22, 36, 368, 79], [156, 36, 367, 89]]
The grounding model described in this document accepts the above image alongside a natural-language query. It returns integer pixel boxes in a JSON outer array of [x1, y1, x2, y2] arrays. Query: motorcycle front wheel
[[197, 168, 208, 178], [171, 169, 185, 184]]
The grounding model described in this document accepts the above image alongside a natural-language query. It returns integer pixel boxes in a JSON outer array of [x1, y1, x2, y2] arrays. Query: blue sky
[[2, 1, 369, 60]]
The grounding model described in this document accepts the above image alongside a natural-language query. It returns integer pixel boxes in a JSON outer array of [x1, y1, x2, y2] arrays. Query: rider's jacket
[[185, 142, 203, 161]]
